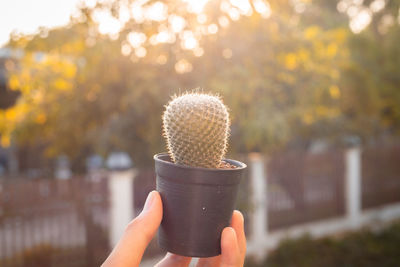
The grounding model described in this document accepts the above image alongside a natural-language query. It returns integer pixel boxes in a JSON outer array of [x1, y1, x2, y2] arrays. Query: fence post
[[108, 169, 136, 248], [248, 153, 268, 258], [345, 147, 362, 228]]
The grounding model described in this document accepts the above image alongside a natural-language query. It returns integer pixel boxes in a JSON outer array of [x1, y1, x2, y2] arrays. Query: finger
[[197, 210, 246, 267], [196, 255, 221, 267], [102, 191, 162, 267], [231, 210, 246, 259], [155, 253, 192, 267], [220, 227, 241, 267]]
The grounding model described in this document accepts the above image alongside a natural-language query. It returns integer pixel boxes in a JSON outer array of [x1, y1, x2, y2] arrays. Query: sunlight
[[370, 0, 386, 13], [347, 5, 360, 18], [207, 24, 218, 34], [350, 8, 372, 33], [228, 8, 241, 21], [145, 1, 168, 22], [149, 30, 175, 45], [118, 4, 131, 23], [156, 31, 170, 43], [197, 14, 208, 24], [230, 0, 252, 16], [127, 32, 147, 48], [253, 0, 271, 18], [181, 31, 198, 50], [131, 4, 145, 23], [121, 43, 132, 56], [175, 58, 193, 73], [169, 15, 186, 33], [156, 54, 168, 64], [218, 16, 230, 28], [93, 9, 122, 36], [183, 0, 210, 14], [156, 30, 174, 43], [134, 47, 147, 58], [193, 47, 204, 57]]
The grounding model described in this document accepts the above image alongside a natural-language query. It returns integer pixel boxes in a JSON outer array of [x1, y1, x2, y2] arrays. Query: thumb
[[102, 191, 163, 267]]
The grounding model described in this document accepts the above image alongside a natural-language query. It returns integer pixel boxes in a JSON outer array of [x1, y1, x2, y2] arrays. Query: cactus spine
[[162, 92, 230, 168]]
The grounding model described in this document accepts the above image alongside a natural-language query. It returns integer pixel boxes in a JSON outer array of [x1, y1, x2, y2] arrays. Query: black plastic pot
[[154, 153, 246, 257]]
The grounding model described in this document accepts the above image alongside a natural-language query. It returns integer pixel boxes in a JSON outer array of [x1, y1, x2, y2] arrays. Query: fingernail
[[143, 191, 156, 212], [227, 227, 235, 233]]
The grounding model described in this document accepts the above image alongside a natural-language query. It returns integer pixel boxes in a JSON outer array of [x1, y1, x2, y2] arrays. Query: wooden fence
[[267, 150, 345, 230], [361, 144, 400, 209], [0, 177, 109, 267]]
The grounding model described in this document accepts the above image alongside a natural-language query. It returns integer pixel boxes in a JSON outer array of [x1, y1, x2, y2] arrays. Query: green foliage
[[163, 92, 229, 168], [245, 221, 400, 267]]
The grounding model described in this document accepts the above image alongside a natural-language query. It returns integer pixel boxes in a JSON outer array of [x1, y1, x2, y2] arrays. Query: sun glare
[[207, 24, 218, 34], [93, 9, 122, 37], [197, 14, 208, 24], [230, 0, 252, 16], [127, 32, 147, 48], [135, 47, 147, 58], [350, 8, 372, 33], [181, 31, 198, 50], [145, 1, 168, 22], [218, 16, 230, 28], [87, 0, 277, 59], [169, 15, 186, 33], [253, 0, 271, 18], [370, 0, 386, 13], [183, 0, 210, 14], [175, 58, 193, 73]]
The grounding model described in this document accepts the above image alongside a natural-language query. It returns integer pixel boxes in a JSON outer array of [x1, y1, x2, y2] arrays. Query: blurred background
[[1, 0, 400, 266]]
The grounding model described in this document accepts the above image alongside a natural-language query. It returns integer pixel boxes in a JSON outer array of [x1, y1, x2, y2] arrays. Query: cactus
[[162, 92, 230, 168]]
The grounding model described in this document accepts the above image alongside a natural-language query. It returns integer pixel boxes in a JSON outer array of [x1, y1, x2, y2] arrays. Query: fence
[[267, 150, 345, 230], [1, 144, 400, 266], [0, 176, 109, 267], [247, 144, 400, 259], [361, 145, 400, 209]]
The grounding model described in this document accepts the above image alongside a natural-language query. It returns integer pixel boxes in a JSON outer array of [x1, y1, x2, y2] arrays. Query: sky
[[0, 0, 84, 47], [0, 0, 385, 48]]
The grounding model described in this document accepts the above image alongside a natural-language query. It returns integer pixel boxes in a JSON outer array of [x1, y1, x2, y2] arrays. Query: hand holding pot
[[102, 191, 246, 267]]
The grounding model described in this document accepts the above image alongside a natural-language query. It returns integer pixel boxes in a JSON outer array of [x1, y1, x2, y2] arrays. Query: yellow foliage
[[35, 113, 47, 125], [1, 135, 10, 147], [326, 43, 338, 57], [303, 113, 314, 125], [5, 109, 17, 121], [329, 85, 341, 99], [316, 106, 340, 118], [53, 78, 70, 90], [305, 26, 320, 40], [331, 28, 347, 43], [64, 63, 77, 78], [297, 49, 310, 62], [8, 75, 20, 90], [284, 53, 298, 70]]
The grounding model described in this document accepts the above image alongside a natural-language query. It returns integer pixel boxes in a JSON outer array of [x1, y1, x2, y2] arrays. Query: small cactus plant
[[162, 92, 230, 168]]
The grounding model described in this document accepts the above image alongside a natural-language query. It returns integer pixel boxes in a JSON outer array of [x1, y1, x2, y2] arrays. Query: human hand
[[102, 190, 246, 267]]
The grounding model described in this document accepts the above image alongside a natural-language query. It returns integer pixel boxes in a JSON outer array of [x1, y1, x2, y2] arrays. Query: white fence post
[[248, 153, 268, 259], [108, 169, 136, 248], [345, 147, 362, 229]]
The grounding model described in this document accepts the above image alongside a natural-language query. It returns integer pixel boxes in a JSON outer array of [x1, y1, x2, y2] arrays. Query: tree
[[1, 0, 400, 171]]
